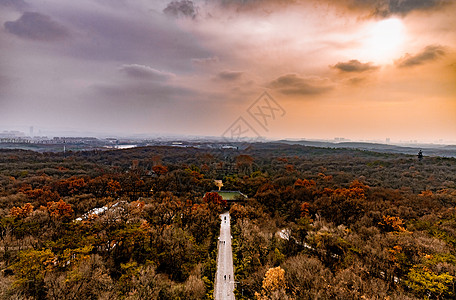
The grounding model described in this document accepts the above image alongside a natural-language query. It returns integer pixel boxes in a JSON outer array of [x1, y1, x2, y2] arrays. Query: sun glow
[[363, 18, 405, 64]]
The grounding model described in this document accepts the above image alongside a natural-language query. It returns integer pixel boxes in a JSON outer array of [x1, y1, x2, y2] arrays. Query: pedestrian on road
[[229, 275, 230, 280], [224, 275, 226, 280]]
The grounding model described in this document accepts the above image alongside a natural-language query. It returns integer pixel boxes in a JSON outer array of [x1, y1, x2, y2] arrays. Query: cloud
[[97, 64, 193, 103], [95, 83, 186, 100], [332, 60, 379, 73], [119, 65, 175, 81], [380, 0, 448, 16], [395, 45, 446, 68], [334, 0, 450, 17], [217, 70, 244, 81], [0, 0, 26, 9], [91, 81, 198, 111], [0, 75, 11, 96], [211, 0, 302, 15], [4, 12, 69, 41], [218, 0, 297, 8], [164, 0, 198, 19], [0, 74, 8, 84], [268, 73, 332, 96], [56, 8, 209, 70], [212, 0, 449, 17], [192, 56, 220, 66]]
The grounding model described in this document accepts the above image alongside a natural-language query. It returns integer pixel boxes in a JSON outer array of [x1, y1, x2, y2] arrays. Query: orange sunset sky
[[0, 0, 455, 142]]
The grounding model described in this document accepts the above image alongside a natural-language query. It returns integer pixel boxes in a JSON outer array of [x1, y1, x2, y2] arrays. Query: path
[[214, 211, 235, 300]]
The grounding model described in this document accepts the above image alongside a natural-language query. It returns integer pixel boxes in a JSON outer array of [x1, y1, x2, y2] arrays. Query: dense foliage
[[0, 143, 455, 299]]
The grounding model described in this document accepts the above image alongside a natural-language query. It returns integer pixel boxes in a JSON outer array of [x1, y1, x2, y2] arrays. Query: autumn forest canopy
[[0, 143, 456, 299]]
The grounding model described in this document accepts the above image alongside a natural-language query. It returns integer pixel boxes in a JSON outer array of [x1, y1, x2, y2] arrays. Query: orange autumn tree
[[319, 180, 369, 200], [294, 179, 316, 189], [285, 164, 294, 172], [107, 179, 121, 196], [235, 154, 254, 174], [10, 203, 34, 218], [255, 266, 289, 300], [23, 188, 60, 205], [419, 190, 433, 197], [55, 177, 87, 196], [152, 165, 168, 176], [300, 202, 310, 218], [379, 215, 408, 233], [46, 200, 74, 220], [349, 179, 369, 196], [203, 192, 227, 207], [129, 200, 145, 216]]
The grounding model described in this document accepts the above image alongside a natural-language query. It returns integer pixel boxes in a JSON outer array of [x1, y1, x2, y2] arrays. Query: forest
[[0, 143, 455, 299]]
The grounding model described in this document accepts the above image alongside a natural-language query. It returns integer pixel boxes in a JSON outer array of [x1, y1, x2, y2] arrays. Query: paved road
[[214, 211, 235, 300]]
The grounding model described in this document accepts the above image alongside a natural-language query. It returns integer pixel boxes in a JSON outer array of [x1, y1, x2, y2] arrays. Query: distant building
[[52, 137, 99, 144], [0, 131, 25, 138]]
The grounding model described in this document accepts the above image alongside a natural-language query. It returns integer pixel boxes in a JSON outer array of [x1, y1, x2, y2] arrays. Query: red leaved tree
[[203, 192, 227, 207]]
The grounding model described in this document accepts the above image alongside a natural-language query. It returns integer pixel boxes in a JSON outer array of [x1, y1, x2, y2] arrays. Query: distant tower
[[418, 150, 423, 161], [29, 126, 34, 137], [386, 138, 390, 143]]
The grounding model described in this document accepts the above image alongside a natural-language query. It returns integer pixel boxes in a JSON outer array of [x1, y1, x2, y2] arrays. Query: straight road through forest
[[214, 211, 235, 300]]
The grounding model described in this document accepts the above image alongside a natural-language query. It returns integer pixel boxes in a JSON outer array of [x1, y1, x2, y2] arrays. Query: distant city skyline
[[1, 0, 455, 142], [1, 125, 454, 146]]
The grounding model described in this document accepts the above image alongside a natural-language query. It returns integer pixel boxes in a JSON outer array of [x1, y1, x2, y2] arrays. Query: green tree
[[405, 266, 453, 299], [12, 248, 55, 299]]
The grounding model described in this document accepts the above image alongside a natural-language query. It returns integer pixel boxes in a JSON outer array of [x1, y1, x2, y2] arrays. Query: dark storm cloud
[[120, 65, 175, 81], [268, 74, 332, 96], [332, 0, 450, 17], [376, 0, 448, 16], [164, 0, 198, 19], [395, 45, 446, 68], [216, 0, 449, 16], [217, 70, 244, 81], [332, 60, 379, 73], [4, 12, 69, 41]]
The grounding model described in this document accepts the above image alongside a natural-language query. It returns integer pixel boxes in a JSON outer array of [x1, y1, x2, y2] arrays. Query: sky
[[0, 0, 455, 143]]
